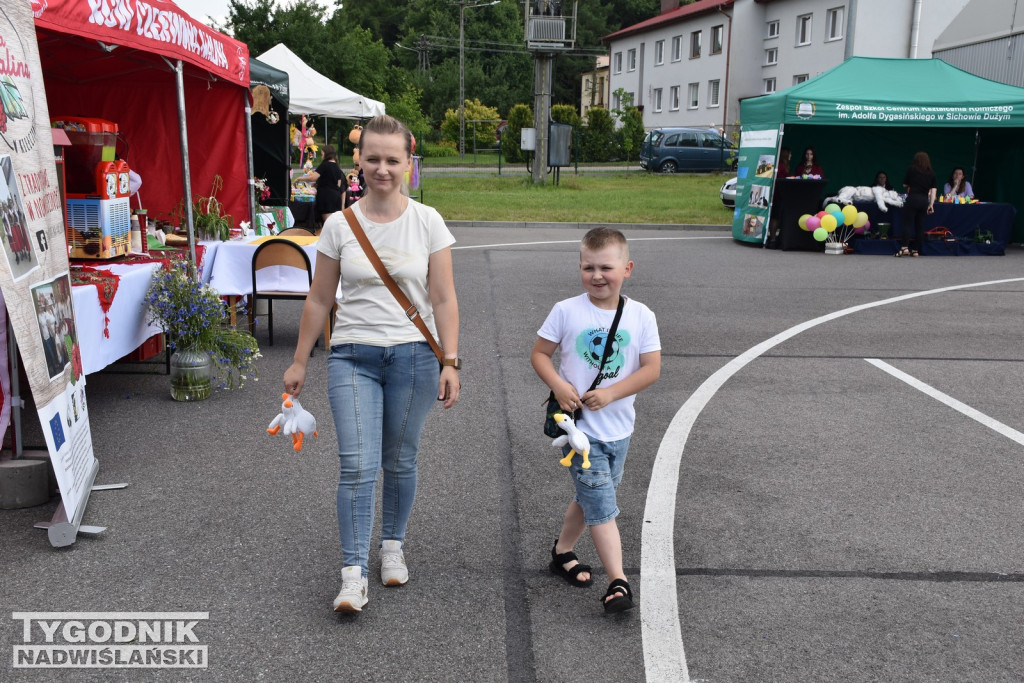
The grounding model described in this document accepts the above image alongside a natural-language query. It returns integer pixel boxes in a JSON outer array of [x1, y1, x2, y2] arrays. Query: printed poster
[[731, 127, 781, 244], [0, 1, 97, 524]]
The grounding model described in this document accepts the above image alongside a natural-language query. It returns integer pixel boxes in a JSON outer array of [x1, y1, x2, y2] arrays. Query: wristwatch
[[441, 357, 461, 370]]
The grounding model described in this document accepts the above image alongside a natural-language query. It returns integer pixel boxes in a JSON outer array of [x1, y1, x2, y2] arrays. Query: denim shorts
[[564, 435, 630, 526]]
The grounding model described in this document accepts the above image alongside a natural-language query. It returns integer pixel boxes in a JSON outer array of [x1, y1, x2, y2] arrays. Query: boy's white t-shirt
[[538, 293, 661, 442], [317, 200, 455, 346]]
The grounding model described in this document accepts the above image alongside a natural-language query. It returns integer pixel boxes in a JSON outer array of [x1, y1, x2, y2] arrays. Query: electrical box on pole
[[524, 1, 578, 185]]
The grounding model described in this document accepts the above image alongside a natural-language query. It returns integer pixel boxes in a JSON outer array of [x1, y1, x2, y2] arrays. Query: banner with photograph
[[1, 2, 97, 524], [731, 127, 780, 244]]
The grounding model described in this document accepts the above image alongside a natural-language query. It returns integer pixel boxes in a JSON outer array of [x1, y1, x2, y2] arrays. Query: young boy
[[531, 227, 661, 613]]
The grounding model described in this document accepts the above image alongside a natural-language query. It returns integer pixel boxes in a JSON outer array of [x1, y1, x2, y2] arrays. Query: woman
[[283, 115, 461, 614], [777, 147, 791, 178], [293, 144, 345, 225], [873, 171, 893, 191], [797, 147, 823, 176], [899, 151, 937, 257], [943, 167, 973, 198]]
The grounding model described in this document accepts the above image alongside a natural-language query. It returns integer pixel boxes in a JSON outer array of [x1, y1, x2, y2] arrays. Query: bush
[[440, 98, 501, 152], [421, 141, 458, 158], [503, 103, 533, 163], [581, 107, 616, 162]]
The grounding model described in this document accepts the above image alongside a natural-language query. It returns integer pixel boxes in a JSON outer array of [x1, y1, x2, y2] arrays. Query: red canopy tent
[[33, 0, 251, 257]]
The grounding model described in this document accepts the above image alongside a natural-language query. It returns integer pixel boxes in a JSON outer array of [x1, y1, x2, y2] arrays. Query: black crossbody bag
[[543, 296, 624, 438]]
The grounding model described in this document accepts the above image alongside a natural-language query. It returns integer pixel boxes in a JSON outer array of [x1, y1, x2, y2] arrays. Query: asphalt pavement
[[2, 225, 1022, 682]]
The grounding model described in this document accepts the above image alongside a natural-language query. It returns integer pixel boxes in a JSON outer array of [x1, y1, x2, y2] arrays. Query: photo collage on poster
[[731, 128, 782, 244], [0, 155, 38, 281]]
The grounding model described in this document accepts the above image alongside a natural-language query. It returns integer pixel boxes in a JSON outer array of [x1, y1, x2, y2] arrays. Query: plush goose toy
[[552, 412, 591, 470], [268, 393, 318, 452]]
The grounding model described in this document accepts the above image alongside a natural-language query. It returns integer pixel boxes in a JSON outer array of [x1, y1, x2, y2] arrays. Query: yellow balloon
[[842, 205, 858, 224], [820, 214, 838, 232], [798, 214, 810, 230], [854, 211, 869, 228]]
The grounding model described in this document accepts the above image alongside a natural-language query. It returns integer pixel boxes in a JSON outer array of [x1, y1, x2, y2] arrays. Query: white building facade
[[604, 0, 972, 132]]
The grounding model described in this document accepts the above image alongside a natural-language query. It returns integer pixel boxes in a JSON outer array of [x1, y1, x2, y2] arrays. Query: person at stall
[[898, 151, 937, 258], [292, 144, 345, 225], [777, 147, 791, 178], [943, 167, 973, 198], [873, 171, 893, 191], [283, 115, 461, 614], [796, 147, 823, 176]]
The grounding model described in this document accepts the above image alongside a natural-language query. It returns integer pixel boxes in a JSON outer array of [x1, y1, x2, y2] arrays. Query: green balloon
[[813, 227, 828, 241]]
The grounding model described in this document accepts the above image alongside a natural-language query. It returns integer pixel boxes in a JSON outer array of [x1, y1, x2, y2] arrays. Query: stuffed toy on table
[[551, 412, 591, 469], [268, 393, 318, 452]]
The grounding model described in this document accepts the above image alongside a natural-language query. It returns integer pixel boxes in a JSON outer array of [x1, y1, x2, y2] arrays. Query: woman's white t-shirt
[[538, 293, 661, 442], [317, 201, 455, 346]]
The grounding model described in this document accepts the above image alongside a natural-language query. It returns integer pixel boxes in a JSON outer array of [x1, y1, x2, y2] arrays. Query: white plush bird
[[552, 412, 591, 469], [267, 393, 318, 452]]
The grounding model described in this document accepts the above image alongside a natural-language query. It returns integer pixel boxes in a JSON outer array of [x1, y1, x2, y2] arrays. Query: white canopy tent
[[256, 43, 385, 119]]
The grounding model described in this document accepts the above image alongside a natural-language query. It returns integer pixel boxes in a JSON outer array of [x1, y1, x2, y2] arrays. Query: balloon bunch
[[798, 203, 870, 244]]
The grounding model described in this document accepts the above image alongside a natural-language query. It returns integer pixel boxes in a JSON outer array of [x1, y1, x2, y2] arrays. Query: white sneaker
[[333, 566, 368, 612], [380, 540, 409, 586]]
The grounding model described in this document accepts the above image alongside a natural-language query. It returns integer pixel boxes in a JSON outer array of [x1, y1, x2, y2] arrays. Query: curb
[[446, 221, 730, 232]]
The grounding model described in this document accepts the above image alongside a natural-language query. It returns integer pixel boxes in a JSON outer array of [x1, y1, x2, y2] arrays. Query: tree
[[582, 107, 616, 162], [440, 99, 502, 151], [612, 89, 645, 162]]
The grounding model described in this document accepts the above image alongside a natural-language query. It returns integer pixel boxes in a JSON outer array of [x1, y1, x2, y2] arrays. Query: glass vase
[[169, 347, 212, 401]]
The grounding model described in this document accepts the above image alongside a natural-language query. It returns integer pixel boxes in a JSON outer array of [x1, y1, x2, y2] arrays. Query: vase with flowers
[[145, 261, 261, 401]]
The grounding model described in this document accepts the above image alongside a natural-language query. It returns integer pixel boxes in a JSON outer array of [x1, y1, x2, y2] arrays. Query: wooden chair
[[247, 239, 332, 349]]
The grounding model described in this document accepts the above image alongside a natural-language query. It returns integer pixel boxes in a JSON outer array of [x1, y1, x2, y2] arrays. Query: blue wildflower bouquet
[[145, 261, 261, 390]]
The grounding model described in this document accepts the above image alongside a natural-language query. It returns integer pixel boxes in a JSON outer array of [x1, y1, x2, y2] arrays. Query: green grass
[[417, 172, 734, 225]]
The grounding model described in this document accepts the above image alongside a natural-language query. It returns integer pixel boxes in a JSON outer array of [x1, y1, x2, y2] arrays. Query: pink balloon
[[806, 216, 821, 230]]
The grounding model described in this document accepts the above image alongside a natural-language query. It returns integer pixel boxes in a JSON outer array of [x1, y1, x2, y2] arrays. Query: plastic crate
[[66, 196, 131, 259]]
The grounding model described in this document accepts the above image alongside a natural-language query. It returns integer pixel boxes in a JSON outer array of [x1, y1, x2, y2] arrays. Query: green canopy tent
[[733, 57, 1024, 244], [249, 58, 291, 207]]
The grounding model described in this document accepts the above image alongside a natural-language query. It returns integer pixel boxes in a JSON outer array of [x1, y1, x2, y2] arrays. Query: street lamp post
[[458, 0, 499, 161]]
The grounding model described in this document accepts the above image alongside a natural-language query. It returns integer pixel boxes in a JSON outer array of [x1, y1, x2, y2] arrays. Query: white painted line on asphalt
[[451, 236, 731, 250], [642, 276, 1024, 683], [865, 358, 1024, 447]]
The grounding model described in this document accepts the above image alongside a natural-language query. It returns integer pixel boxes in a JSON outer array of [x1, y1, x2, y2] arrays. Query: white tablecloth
[[72, 262, 163, 375], [204, 239, 319, 297]]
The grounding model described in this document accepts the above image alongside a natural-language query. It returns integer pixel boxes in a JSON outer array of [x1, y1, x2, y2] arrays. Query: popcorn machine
[[51, 117, 131, 259]]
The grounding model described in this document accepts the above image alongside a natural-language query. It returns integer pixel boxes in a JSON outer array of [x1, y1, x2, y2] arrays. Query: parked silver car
[[720, 176, 737, 207]]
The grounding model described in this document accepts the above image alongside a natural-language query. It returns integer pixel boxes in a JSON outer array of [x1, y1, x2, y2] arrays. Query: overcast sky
[[173, 0, 336, 35]]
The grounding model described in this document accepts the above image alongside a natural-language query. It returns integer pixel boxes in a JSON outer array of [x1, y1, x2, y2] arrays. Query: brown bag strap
[[342, 207, 444, 362]]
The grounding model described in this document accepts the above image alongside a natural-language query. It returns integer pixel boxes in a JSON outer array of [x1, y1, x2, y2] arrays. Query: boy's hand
[[581, 387, 614, 411], [554, 384, 582, 412]]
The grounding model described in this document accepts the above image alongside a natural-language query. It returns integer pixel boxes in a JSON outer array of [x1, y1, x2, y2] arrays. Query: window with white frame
[[826, 7, 844, 41], [765, 47, 778, 65], [796, 14, 812, 46], [690, 31, 701, 58], [627, 48, 637, 71], [613, 52, 622, 74], [612, 91, 621, 110], [671, 35, 682, 61], [653, 88, 663, 112], [688, 82, 699, 108], [670, 85, 680, 110], [766, 20, 780, 39], [708, 79, 720, 107], [654, 40, 665, 65], [711, 25, 723, 55], [793, 74, 809, 85], [764, 77, 776, 94]]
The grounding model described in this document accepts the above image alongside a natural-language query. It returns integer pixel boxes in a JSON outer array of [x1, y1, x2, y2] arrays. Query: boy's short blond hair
[[581, 227, 630, 260]]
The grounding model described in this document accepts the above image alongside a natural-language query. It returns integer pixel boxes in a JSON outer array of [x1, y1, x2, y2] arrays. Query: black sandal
[[894, 247, 910, 258], [549, 540, 593, 588], [603, 578, 634, 613]]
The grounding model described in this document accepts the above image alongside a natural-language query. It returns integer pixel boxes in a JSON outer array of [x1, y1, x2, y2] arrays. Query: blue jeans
[[327, 342, 439, 575], [564, 435, 630, 526]]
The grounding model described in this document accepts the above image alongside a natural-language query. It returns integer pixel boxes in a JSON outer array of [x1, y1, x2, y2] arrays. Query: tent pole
[[244, 90, 256, 230], [173, 59, 197, 270]]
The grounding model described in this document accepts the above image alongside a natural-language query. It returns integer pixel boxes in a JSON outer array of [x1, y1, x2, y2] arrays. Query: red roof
[[604, 0, 735, 43]]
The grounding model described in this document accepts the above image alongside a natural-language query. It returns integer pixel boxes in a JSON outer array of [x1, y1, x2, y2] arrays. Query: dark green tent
[[249, 58, 291, 206], [733, 57, 1024, 243]]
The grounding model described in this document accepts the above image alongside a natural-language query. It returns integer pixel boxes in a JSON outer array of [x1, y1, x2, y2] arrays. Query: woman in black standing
[[898, 152, 937, 257], [293, 145, 345, 226]]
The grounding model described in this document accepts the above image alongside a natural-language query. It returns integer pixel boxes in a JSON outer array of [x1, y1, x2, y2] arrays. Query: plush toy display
[[826, 186, 905, 212], [551, 413, 591, 469], [267, 393, 318, 452]]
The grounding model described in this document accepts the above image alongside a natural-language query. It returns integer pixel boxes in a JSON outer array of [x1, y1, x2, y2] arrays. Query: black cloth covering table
[[775, 178, 830, 251], [851, 201, 1016, 256], [289, 200, 319, 231]]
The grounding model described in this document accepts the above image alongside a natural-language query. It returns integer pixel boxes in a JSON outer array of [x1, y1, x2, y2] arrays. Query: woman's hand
[[283, 362, 307, 397], [438, 366, 460, 408]]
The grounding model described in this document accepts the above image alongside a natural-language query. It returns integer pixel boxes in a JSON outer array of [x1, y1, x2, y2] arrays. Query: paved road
[[2, 226, 1022, 682]]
